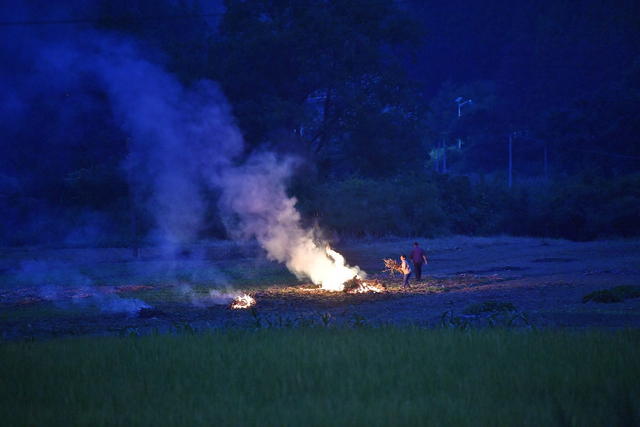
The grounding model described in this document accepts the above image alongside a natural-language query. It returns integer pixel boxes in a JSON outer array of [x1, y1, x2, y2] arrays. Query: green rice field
[[1, 328, 638, 426]]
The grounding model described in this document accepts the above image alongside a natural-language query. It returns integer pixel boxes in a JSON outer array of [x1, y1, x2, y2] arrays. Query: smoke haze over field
[[0, 4, 363, 291], [29, 30, 243, 251], [1, 10, 245, 251]]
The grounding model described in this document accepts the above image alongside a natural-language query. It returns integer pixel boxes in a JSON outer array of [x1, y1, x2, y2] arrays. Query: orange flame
[[231, 294, 256, 309], [347, 281, 384, 294]]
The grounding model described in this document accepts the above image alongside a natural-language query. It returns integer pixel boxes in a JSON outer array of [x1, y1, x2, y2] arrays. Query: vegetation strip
[[1, 328, 638, 425]]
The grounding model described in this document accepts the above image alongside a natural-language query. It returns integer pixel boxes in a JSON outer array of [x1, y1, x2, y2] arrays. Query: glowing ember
[[342, 277, 385, 294], [231, 294, 256, 309], [348, 281, 384, 294]]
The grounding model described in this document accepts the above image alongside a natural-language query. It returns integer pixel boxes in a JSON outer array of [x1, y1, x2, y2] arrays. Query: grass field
[[1, 328, 639, 426]]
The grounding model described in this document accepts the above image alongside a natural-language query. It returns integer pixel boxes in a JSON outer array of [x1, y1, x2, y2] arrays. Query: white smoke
[[35, 32, 242, 254], [219, 153, 364, 290], [11, 261, 149, 315], [178, 285, 242, 307], [12, 26, 365, 291], [71, 33, 366, 290], [88, 36, 243, 252]]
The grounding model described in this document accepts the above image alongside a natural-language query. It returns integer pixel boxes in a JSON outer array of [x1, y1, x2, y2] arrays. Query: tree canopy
[[212, 0, 427, 176]]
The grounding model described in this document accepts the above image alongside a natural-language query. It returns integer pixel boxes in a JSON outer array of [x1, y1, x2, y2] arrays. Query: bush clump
[[582, 286, 640, 303], [463, 301, 517, 315], [292, 172, 640, 241]]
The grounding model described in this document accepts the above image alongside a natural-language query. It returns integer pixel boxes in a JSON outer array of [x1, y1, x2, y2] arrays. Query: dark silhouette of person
[[409, 242, 428, 281]]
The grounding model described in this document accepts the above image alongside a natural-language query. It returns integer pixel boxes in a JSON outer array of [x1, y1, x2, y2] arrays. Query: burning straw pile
[[342, 277, 385, 294], [231, 294, 256, 309]]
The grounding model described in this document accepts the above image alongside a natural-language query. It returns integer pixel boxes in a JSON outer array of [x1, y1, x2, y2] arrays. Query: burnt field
[[1, 236, 639, 339]]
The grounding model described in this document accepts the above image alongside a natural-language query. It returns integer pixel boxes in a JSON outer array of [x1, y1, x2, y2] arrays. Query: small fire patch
[[230, 294, 256, 309]]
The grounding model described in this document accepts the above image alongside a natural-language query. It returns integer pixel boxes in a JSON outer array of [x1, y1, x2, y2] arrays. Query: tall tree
[[213, 0, 427, 176]]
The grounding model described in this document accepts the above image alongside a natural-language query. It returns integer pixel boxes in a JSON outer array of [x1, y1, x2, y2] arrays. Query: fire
[[231, 293, 255, 309], [298, 245, 381, 293], [315, 246, 364, 292], [231, 246, 378, 303], [348, 280, 384, 294]]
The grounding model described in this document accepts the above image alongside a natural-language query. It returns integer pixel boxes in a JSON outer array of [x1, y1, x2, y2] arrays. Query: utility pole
[[543, 143, 548, 180], [508, 133, 513, 188], [442, 136, 447, 173], [507, 130, 528, 188], [453, 97, 472, 170], [436, 98, 471, 175], [456, 97, 473, 118], [433, 140, 440, 173]]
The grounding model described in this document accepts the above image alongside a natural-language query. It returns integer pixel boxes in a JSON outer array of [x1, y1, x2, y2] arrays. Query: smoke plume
[[1, 7, 364, 291], [38, 32, 244, 252], [219, 154, 364, 290]]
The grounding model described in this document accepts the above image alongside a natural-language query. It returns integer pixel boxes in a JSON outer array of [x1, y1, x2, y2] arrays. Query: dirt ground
[[1, 236, 639, 338]]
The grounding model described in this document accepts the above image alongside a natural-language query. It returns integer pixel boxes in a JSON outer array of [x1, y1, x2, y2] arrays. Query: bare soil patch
[[1, 236, 639, 338]]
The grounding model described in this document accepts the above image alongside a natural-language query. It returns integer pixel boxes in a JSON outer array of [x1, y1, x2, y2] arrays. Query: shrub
[[311, 175, 448, 237], [291, 171, 640, 240], [582, 286, 640, 303], [463, 301, 517, 315]]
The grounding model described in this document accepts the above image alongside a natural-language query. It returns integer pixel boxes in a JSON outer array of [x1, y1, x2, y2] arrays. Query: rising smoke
[[11, 260, 149, 315], [219, 153, 364, 290], [39, 32, 244, 252], [0, 4, 363, 293]]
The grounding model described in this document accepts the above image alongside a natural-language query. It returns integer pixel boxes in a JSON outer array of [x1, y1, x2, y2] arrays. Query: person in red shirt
[[409, 242, 428, 282]]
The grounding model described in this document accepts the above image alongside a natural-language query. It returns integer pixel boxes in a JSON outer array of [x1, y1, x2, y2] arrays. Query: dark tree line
[[1, 0, 639, 244]]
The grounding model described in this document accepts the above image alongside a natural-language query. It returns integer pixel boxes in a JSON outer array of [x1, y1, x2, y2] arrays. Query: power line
[[0, 13, 224, 27]]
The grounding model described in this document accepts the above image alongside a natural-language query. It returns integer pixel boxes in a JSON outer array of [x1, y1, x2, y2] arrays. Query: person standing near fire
[[400, 254, 412, 288], [409, 242, 428, 282]]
